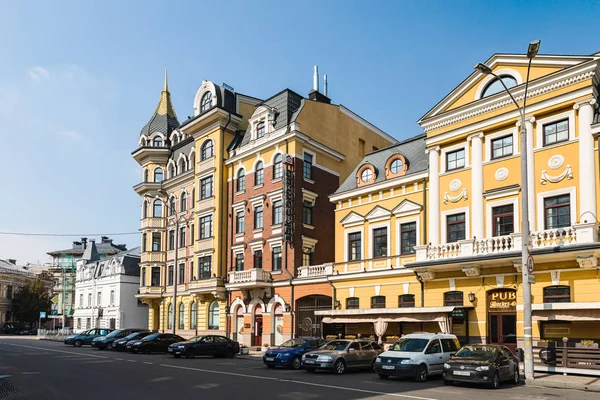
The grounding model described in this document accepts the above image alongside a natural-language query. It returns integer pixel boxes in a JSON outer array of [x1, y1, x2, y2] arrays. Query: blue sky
[[0, 0, 598, 264]]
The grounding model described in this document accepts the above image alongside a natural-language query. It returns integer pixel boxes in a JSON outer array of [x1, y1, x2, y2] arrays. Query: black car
[[91, 328, 147, 350], [113, 331, 151, 352], [128, 333, 185, 354], [442, 344, 519, 389], [167, 335, 240, 359]]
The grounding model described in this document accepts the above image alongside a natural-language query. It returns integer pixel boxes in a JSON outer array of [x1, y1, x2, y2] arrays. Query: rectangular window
[[348, 232, 362, 261], [302, 248, 313, 266], [446, 149, 465, 171], [179, 226, 186, 248], [200, 176, 213, 199], [190, 224, 194, 244], [492, 204, 514, 236], [372, 227, 388, 258], [141, 267, 146, 287], [86, 318, 91, 329], [543, 286, 570, 303], [142, 233, 147, 252], [178, 263, 185, 284], [444, 291, 464, 306], [544, 194, 571, 229], [303, 153, 313, 179], [199, 215, 213, 239], [543, 119, 569, 146], [358, 138, 365, 158], [79, 294, 83, 307], [399, 294, 415, 308], [446, 213, 465, 243], [272, 246, 282, 271], [88, 293, 92, 307], [198, 256, 212, 279], [236, 211, 245, 233], [400, 222, 417, 254], [253, 250, 263, 268], [168, 230, 175, 250], [273, 200, 283, 225], [77, 318, 81, 329], [254, 206, 264, 230], [346, 297, 359, 309], [151, 267, 161, 286], [371, 296, 386, 309], [152, 233, 161, 252], [235, 253, 244, 271], [167, 265, 174, 286], [190, 261, 193, 279], [302, 201, 313, 225], [110, 290, 115, 305], [97, 292, 101, 306], [491, 135, 513, 159]]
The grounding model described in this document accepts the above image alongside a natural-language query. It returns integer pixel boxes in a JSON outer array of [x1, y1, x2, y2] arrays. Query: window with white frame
[[254, 206, 263, 230], [446, 149, 465, 171], [256, 121, 265, 139], [200, 92, 212, 112], [543, 119, 569, 146], [273, 154, 283, 180], [491, 135, 513, 159], [255, 162, 264, 186], [199, 215, 212, 239], [372, 227, 388, 258], [236, 170, 246, 192], [348, 232, 361, 261], [544, 194, 571, 229], [236, 211, 245, 233], [446, 213, 466, 243]]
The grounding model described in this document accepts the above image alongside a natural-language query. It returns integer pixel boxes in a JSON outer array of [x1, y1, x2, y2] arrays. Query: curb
[[529, 380, 600, 393]]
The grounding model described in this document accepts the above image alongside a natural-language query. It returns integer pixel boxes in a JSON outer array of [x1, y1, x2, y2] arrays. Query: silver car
[[301, 340, 382, 374]]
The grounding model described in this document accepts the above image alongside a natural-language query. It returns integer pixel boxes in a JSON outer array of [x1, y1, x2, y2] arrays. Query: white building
[[73, 241, 147, 333]]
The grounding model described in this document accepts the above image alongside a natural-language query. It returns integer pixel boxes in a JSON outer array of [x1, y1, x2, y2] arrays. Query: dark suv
[[91, 328, 147, 350]]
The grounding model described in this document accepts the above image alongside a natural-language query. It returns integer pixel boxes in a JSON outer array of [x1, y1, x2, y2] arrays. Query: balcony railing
[[297, 263, 334, 278], [140, 252, 165, 263], [227, 268, 271, 285], [141, 218, 166, 229], [416, 223, 598, 262], [138, 286, 164, 295]]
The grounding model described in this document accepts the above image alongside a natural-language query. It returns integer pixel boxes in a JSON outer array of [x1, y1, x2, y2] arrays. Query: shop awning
[[532, 302, 600, 322]]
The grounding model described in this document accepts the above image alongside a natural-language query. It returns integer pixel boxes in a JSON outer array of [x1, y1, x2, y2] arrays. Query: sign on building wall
[[487, 290, 517, 312], [283, 155, 295, 246]]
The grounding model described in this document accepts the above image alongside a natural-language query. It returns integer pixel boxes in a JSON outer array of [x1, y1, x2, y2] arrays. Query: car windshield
[[142, 333, 159, 341], [455, 346, 497, 359], [279, 339, 307, 348], [104, 330, 124, 339], [124, 332, 148, 340], [320, 341, 349, 351], [188, 336, 207, 342], [389, 338, 429, 352]]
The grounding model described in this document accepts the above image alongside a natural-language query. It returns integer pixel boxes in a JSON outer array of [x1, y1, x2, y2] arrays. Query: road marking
[[194, 383, 220, 389], [159, 364, 438, 400], [115, 358, 124, 361], [82, 360, 114, 364], [127, 360, 136, 363], [143, 362, 153, 365], [0, 375, 11, 379], [151, 377, 173, 382], [21, 372, 40, 375], [4, 343, 108, 360]]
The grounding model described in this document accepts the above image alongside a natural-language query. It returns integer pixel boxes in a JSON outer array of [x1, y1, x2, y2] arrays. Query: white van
[[374, 333, 461, 381]]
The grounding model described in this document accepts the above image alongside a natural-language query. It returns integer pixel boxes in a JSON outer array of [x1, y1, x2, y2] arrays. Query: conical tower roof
[[140, 70, 180, 138], [81, 240, 100, 264]]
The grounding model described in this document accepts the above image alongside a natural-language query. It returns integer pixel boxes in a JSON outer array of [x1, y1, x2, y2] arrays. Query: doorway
[[235, 306, 244, 345], [295, 295, 332, 338], [253, 308, 263, 346], [487, 289, 517, 351]]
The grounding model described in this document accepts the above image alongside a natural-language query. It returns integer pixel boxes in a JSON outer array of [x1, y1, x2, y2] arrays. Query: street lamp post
[[474, 39, 540, 381]]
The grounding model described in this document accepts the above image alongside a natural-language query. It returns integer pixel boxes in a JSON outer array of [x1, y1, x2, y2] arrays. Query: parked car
[[264, 338, 326, 369], [442, 344, 519, 389], [112, 331, 151, 352], [2, 323, 26, 334], [91, 328, 147, 350], [64, 328, 114, 347], [18, 328, 37, 335], [301, 339, 382, 374], [374, 333, 460, 381], [128, 333, 185, 354], [168, 335, 240, 359]]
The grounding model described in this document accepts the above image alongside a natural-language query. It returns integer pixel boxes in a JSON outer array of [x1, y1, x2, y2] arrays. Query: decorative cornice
[[573, 97, 597, 111], [576, 255, 598, 269]]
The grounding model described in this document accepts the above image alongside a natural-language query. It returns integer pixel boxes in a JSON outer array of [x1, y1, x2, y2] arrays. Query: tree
[[12, 278, 51, 325]]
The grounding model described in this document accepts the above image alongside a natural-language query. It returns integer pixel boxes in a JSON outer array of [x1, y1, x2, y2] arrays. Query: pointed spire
[[139, 72, 180, 137], [163, 68, 169, 92]]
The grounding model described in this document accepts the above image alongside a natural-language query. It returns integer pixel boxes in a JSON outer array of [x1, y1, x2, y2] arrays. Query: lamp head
[[527, 40, 541, 59], [474, 62, 493, 75]]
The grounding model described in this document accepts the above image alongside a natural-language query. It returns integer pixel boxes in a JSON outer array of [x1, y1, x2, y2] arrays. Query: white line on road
[[143, 362, 153, 365], [5, 343, 108, 359], [0, 375, 11, 379], [127, 360, 136, 363], [115, 358, 124, 361], [159, 364, 438, 400], [21, 372, 40, 375]]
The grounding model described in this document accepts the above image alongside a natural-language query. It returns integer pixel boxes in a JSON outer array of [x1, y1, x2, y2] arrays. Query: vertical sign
[[283, 155, 294, 246]]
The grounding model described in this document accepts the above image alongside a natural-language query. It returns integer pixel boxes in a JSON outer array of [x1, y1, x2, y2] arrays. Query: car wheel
[[370, 359, 376, 371], [513, 367, 520, 384], [415, 364, 428, 382], [290, 356, 301, 370], [443, 379, 453, 386], [491, 371, 500, 389], [185, 349, 196, 359], [378, 374, 389, 380], [267, 364, 276, 369], [106, 343, 112, 350], [333, 359, 346, 375], [74, 340, 83, 348], [305, 368, 316, 373], [226, 349, 235, 358]]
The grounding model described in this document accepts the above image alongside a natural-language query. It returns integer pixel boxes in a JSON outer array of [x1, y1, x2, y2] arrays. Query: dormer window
[[200, 92, 212, 113], [481, 75, 517, 98], [256, 121, 265, 139], [356, 164, 376, 187], [153, 137, 163, 147], [385, 154, 409, 178], [361, 169, 373, 183]]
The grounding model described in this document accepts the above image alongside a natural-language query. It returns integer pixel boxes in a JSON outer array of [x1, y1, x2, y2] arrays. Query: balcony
[[297, 263, 334, 278], [137, 286, 164, 298], [415, 223, 598, 262], [226, 268, 272, 288], [141, 218, 166, 229], [140, 252, 165, 263]]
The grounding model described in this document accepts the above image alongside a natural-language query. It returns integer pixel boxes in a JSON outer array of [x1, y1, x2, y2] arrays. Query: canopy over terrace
[[530, 302, 600, 322]]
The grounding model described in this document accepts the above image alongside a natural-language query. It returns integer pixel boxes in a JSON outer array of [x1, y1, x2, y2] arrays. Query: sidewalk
[[529, 373, 600, 392]]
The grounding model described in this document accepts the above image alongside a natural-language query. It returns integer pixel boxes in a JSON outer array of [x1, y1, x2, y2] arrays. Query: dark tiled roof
[[47, 238, 127, 257], [90, 247, 141, 277], [0, 259, 34, 277], [81, 240, 100, 262], [335, 134, 428, 194], [140, 77, 180, 137]]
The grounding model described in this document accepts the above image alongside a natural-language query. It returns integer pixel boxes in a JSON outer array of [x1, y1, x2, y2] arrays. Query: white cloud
[[27, 66, 50, 82], [57, 130, 82, 140]]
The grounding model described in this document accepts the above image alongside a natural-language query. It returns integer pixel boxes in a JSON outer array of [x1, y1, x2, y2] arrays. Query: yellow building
[[318, 50, 600, 351]]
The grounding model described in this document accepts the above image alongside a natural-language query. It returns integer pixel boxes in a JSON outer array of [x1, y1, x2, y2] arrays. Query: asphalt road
[[0, 337, 595, 400]]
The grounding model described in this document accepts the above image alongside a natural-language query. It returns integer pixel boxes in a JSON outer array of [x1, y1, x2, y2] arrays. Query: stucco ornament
[[449, 179, 462, 192], [495, 168, 509, 181], [540, 165, 573, 185], [443, 188, 468, 204], [548, 155, 565, 170]]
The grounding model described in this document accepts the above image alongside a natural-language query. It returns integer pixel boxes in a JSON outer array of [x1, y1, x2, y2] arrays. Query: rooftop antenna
[[324, 74, 328, 97], [313, 65, 319, 92]]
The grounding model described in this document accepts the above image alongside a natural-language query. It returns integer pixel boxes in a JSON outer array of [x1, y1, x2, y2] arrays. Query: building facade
[[0, 259, 35, 325], [73, 241, 146, 333]]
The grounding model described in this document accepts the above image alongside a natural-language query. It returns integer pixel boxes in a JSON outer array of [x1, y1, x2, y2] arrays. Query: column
[[518, 118, 536, 230], [468, 132, 484, 239], [427, 146, 441, 245], [575, 99, 597, 223]]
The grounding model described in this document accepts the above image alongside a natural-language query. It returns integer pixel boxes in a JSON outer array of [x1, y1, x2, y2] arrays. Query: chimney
[[323, 74, 328, 97], [101, 236, 110, 243], [81, 237, 88, 249], [7, 259, 16, 265], [313, 65, 319, 92]]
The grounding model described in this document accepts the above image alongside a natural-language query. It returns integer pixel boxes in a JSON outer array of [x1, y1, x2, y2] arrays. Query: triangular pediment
[[419, 53, 595, 123], [392, 199, 422, 217], [340, 211, 365, 227], [365, 206, 392, 222]]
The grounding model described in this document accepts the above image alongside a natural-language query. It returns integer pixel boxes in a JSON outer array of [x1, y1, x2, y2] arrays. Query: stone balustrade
[[297, 263, 334, 278]]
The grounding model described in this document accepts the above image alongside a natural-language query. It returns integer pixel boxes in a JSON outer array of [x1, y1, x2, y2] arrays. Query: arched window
[[140, 138, 147, 147], [189, 152, 195, 170], [154, 167, 163, 183], [255, 161, 264, 186], [178, 156, 187, 173], [168, 164, 175, 179], [256, 121, 266, 139], [172, 135, 178, 145], [201, 140, 214, 160], [200, 92, 212, 113], [144, 169, 149, 182], [273, 154, 283, 180], [371, 296, 386, 309], [180, 192, 187, 212], [153, 200, 163, 218], [169, 197, 176, 216], [236, 169, 246, 192], [543, 285, 571, 303], [179, 303, 185, 329], [398, 294, 415, 308], [190, 301, 197, 329], [153, 137, 163, 147], [208, 300, 219, 330], [167, 304, 173, 329], [346, 297, 359, 309], [142, 200, 148, 219], [481, 75, 518, 98], [443, 291, 464, 306]]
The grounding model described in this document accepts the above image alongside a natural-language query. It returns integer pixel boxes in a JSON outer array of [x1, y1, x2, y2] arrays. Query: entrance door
[[235, 307, 244, 344], [487, 289, 517, 352], [253, 316, 263, 346], [296, 295, 332, 338]]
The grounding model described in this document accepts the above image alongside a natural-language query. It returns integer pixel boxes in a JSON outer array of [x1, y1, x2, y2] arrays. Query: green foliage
[[12, 278, 51, 324]]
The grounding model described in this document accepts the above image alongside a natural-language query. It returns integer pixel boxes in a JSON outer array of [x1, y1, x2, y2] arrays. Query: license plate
[[265, 357, 274, 362], [304, 360, 315, 364], [167, 348, 173, 352], [382, 365, 395, 370], [453, 371, 470, 376]]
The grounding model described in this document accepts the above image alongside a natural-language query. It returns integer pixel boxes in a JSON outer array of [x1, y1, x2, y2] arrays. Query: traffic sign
[[39, 312, 47, 319], [51, 296, 58, 304], [527, 255, 534, 274], [528, 275, 536, 284]]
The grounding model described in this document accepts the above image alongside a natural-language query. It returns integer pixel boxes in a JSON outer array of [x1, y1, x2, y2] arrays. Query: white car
[[374, 333, 461, 381]]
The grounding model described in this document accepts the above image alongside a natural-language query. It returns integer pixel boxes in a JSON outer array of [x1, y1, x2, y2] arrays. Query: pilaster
[[426, 146, 441, 245], [467, 132, 484, 239], [574, 98, 597, 223]]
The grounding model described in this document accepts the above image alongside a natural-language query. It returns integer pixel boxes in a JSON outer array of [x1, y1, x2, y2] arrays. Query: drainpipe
[[413, 271, 425, 308]]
